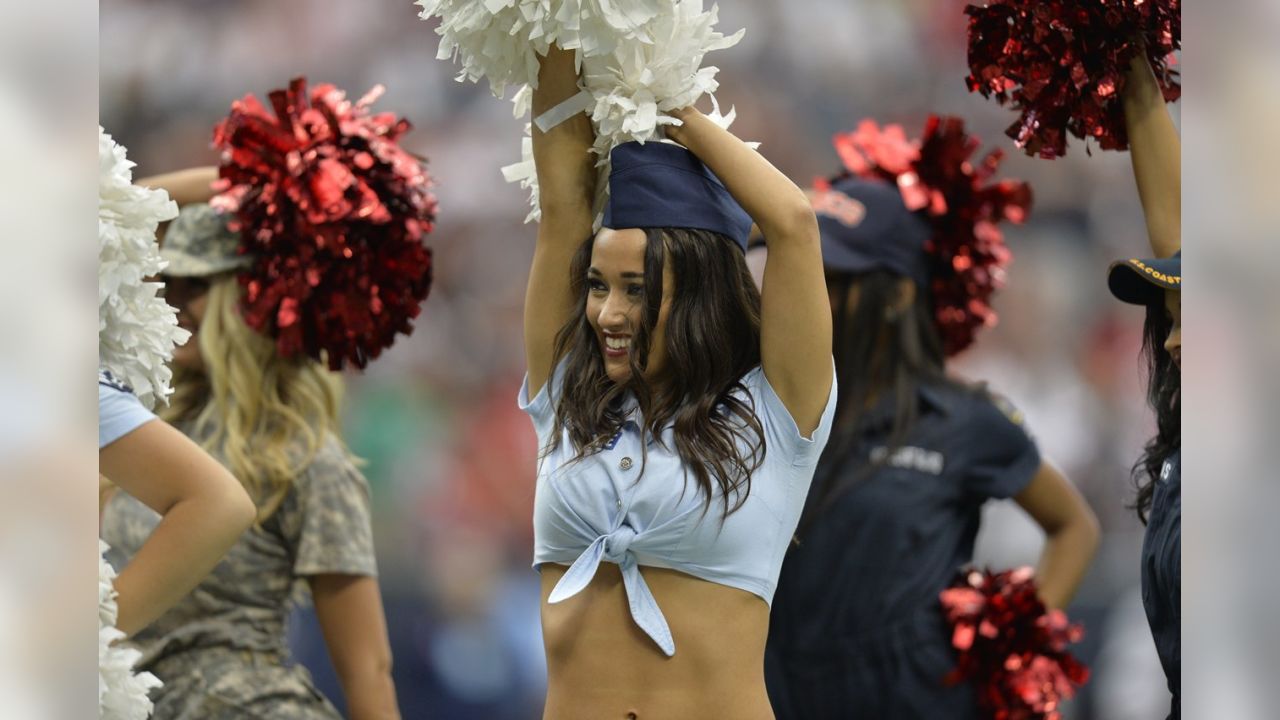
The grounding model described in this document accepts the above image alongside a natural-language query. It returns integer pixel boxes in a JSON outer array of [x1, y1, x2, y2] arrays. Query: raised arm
[[666, 108, 833, 435], [1122, 53, 1180, 258], [136, 166, 218, 207], [525, 46, 597, 397], [100, 420, 257, 635]]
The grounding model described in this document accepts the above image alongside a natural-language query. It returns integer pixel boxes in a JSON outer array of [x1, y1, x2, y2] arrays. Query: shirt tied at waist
[[546, 524, 676, 656]]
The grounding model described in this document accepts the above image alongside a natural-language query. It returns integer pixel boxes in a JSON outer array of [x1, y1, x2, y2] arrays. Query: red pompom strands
[[940, 568, 1090, 720], [212, 78, 436, 370], [965, 0, 1180, 158], [829, 116, 1031, 356]]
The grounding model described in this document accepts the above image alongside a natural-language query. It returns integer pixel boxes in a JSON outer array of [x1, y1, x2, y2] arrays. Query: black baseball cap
[[1107, 251, 1181, 305], [812, 176, 931, 286]]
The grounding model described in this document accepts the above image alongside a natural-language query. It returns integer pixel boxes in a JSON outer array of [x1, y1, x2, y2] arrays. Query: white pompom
[[581, 0, 742, 148], [563, 0, 670, 55], [98, 127, 188, 409], [416, 0, 557, 99], [489, 1, 746, 227], [99, 540, 161, 720]]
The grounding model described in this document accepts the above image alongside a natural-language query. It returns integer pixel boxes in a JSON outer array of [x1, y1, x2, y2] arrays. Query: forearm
[[666, 109, 816, 243], [1122, 53, 1181, 258], [340, 668, 400, 720], [312, 574, 401, 720], [532, 46, 595, 218], [112, 491, 251, 634], [135, 166, 219, 207], [1034, 519, 1100, 610]]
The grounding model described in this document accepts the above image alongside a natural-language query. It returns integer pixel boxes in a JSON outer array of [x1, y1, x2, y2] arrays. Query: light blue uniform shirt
[[520, 361, 837, 656], [99, 371, 156, 449]]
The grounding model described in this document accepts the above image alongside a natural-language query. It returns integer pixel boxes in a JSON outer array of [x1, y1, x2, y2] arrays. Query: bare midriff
[[539, 562, 775, 720]]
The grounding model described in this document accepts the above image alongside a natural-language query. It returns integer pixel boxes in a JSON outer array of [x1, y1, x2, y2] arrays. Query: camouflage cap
[[159, 203, 253, 278]]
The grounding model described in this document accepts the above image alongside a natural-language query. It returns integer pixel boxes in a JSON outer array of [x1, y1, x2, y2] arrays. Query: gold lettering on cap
[[1128, 259, 1181, 286]]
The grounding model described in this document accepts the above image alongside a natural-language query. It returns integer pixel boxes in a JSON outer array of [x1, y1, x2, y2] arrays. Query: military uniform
[[101, 422, 377, 719]]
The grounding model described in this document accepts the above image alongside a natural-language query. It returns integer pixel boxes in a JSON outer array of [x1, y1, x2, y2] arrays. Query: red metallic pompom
[[940, 567, 1090, 720], [965, 0, 1180, 158], [211, 77, 436, 370], [829, 116, 1031, 356]]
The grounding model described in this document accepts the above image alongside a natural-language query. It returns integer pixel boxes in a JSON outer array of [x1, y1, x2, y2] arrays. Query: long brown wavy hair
[[548, 227, 766, 517]]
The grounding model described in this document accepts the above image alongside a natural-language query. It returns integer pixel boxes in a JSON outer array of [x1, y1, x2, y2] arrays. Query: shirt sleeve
[[276, 438, 378, 578], [518, 357, 569, 443], [98, 379, 156, 449], [962, 392, 1041, 499], [741, 361, 838, 467]]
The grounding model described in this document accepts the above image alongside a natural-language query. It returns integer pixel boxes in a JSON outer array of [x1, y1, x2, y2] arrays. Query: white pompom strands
[[99, 541, 161, 720], [422, 1, 746, 227], [98, 127, 188, 408]]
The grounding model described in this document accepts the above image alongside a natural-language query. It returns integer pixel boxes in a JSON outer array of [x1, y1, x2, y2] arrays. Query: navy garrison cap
[[812, 176, 932, 286], [1108, 251, 1181, 305], [603, 141, 752, 251]]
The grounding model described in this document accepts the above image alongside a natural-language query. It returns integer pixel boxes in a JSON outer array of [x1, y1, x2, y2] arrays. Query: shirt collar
[[617, 393, 675, 447]]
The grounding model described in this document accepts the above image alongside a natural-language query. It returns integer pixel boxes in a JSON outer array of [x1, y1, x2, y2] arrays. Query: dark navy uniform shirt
[[766, 382, 1040, 720], [1142, 448, 1181, 720]]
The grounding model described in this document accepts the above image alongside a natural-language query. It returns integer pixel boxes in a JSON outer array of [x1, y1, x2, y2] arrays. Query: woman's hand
[[663, 106, 702, 147]]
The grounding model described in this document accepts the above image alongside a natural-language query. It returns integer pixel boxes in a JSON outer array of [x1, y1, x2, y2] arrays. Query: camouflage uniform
[[101, 422, 378, 719]]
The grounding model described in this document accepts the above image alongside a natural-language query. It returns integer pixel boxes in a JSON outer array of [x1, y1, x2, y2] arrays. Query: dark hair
[[548, 227, 766, 517], [800, 270, 959, 531], [1132, 300, 1181, 524]]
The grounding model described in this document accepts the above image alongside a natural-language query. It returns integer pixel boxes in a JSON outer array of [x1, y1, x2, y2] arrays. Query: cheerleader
[[523, 46, 835, 719], [98, 127, 256, 720], [1106, 52, 1182, 720], [100, 181, 401, 720], [764, 134, 1101, 718]]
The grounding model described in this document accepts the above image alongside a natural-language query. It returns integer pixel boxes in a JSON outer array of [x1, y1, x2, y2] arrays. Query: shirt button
[[616, 499, 623, 510], [619, 456, 634, 471]]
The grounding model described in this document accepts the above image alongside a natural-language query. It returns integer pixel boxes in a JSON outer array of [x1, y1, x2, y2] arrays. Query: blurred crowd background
[[100, 0, 1175, 717]]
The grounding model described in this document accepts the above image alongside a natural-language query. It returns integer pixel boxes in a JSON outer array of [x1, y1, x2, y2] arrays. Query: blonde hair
[[161, 275, 352, 521]]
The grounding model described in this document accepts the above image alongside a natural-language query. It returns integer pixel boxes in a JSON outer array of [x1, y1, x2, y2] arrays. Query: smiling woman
[[519, 45, 834, 719], [583, 228, 670, 385], [552, 220, 768, 518]]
